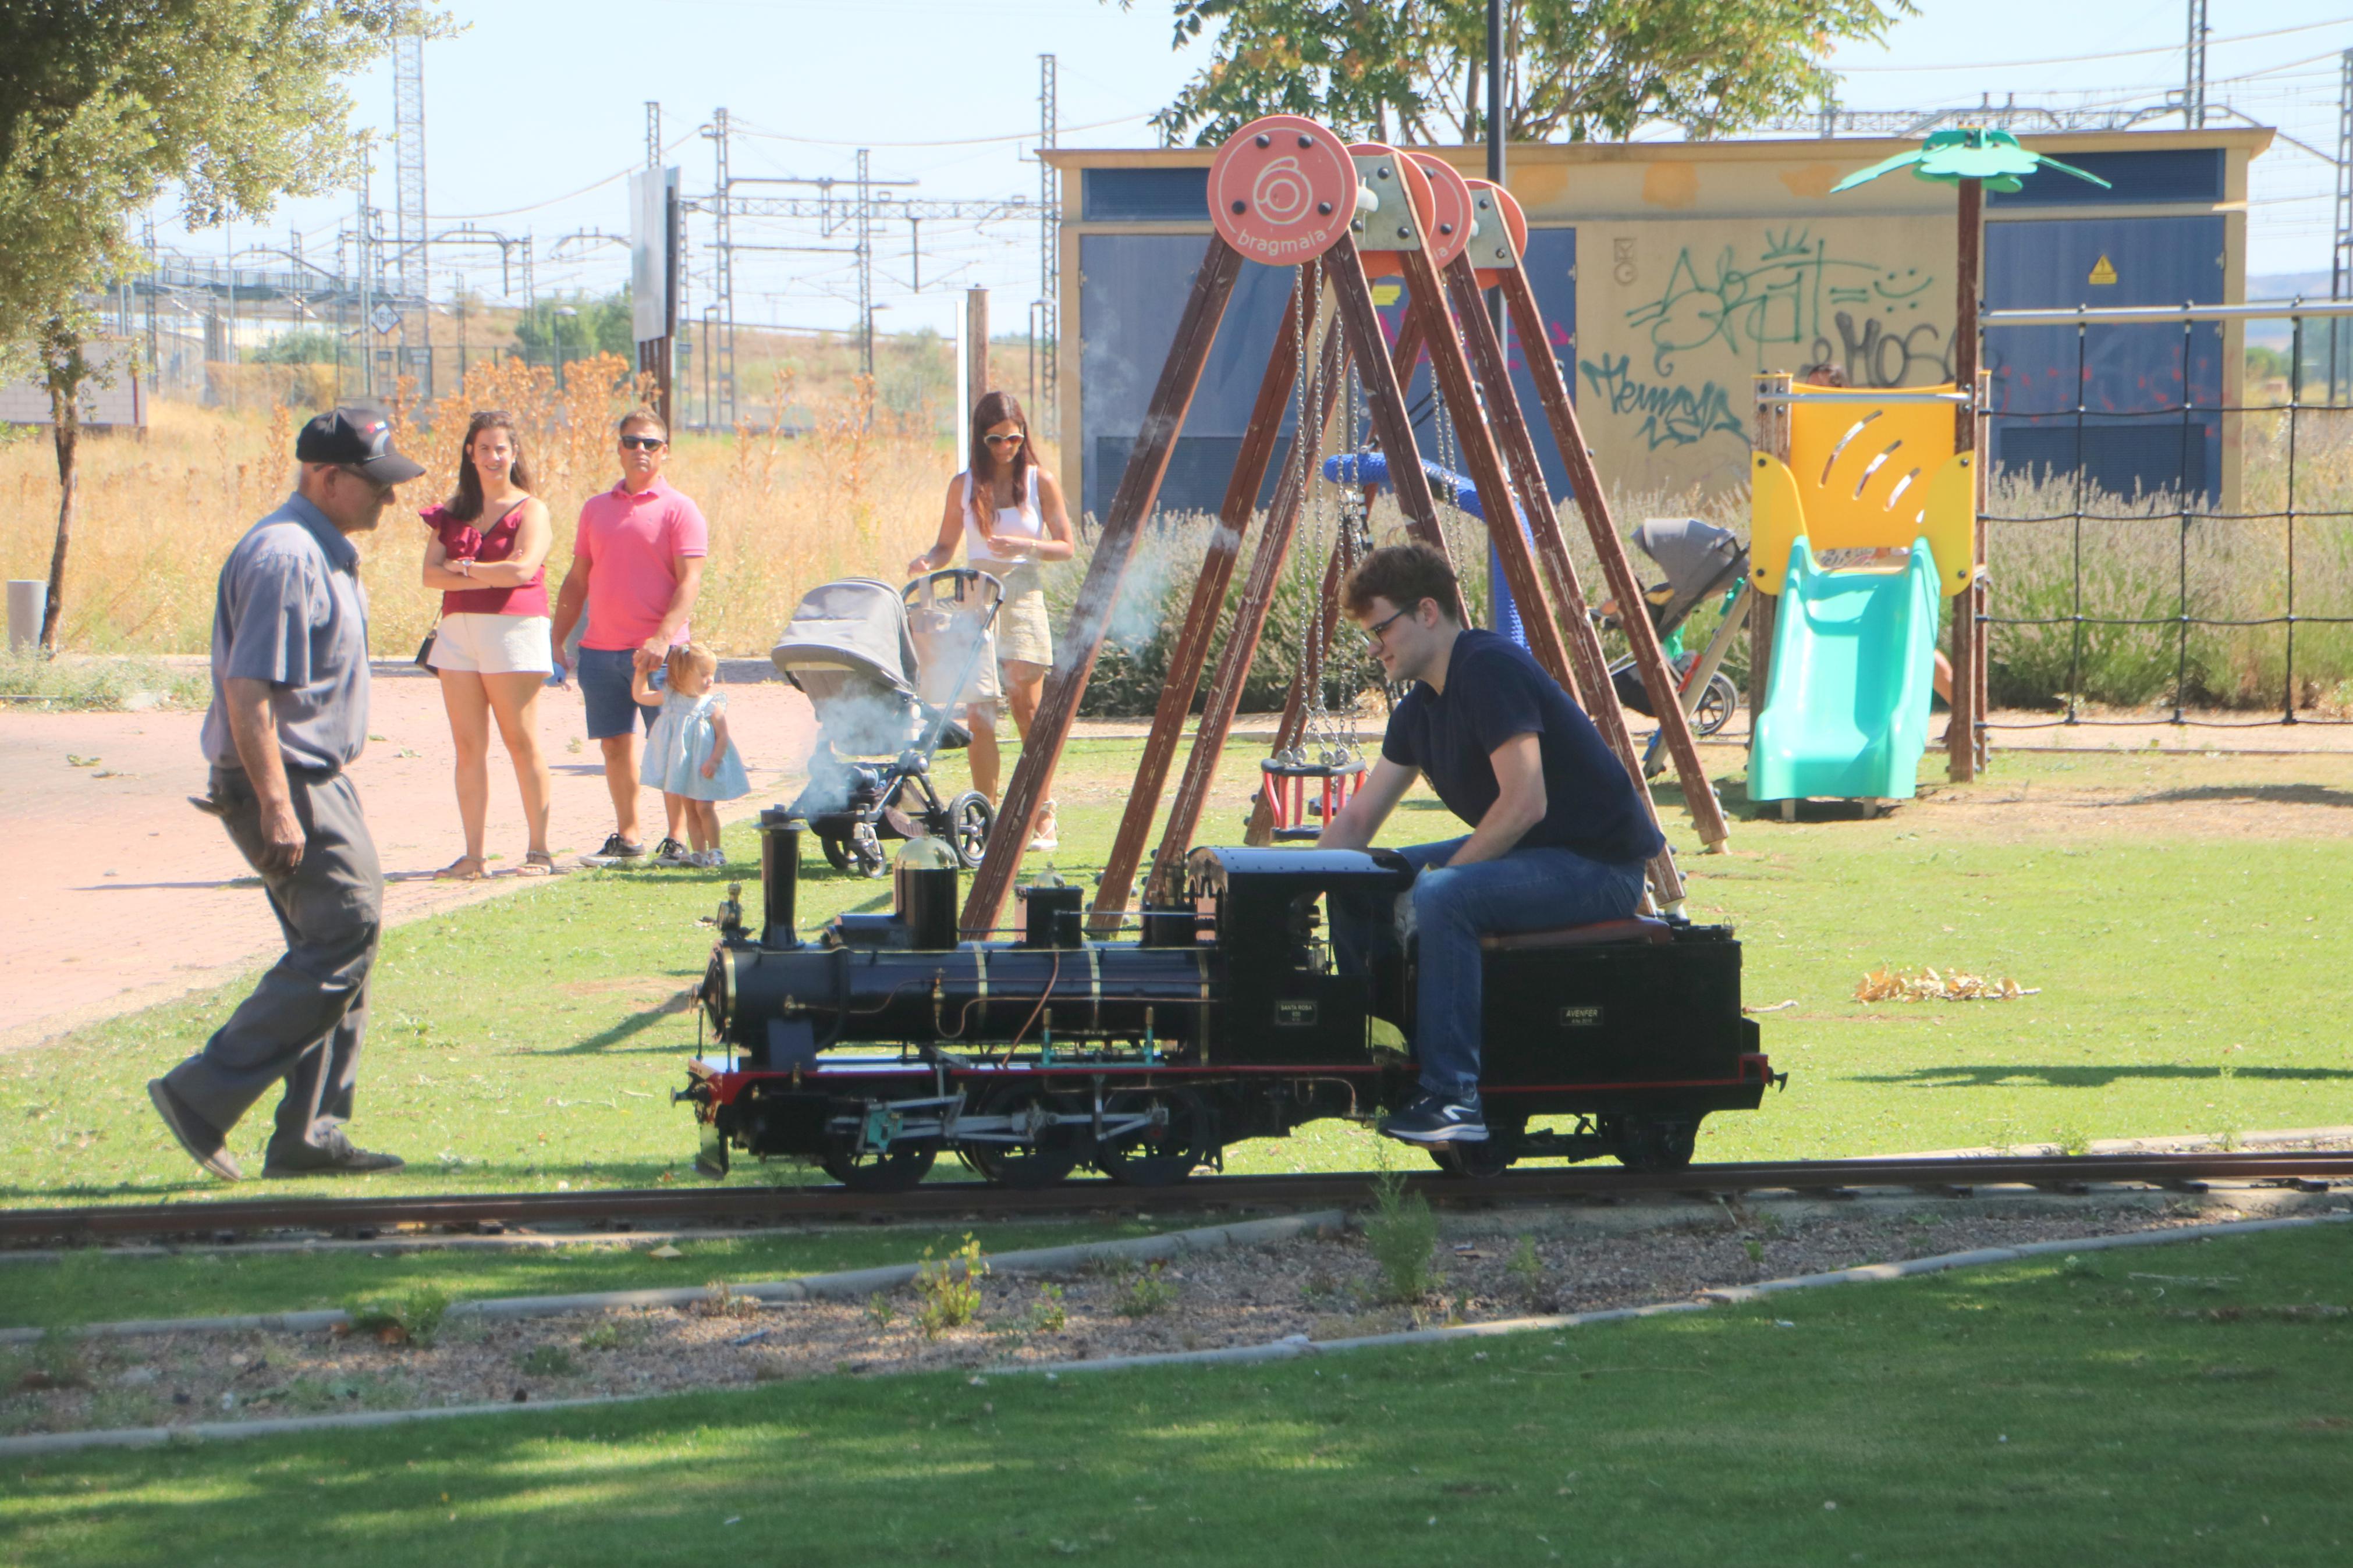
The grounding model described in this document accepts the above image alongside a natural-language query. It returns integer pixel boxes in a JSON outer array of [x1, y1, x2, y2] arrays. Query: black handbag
[[414, 628, 436, 669]]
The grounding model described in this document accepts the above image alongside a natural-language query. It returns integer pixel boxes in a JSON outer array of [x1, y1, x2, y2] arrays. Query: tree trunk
[[40, 360, 80, 654]]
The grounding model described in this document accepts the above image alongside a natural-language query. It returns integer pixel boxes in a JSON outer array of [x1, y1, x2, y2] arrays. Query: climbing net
[[1978, 299, 2353, 730]]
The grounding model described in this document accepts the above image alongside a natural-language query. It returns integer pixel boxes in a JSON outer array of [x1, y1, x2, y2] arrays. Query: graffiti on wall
[[1579, 352, 1745, 451], [1584, 227, 1951, 454], [1620, 228, 1944, 384]]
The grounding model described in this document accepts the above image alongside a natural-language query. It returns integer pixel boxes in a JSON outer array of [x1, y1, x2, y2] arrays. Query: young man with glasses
[[1316, 543, 1663, 1146], [551, 408, 709, 865], [149, 407, 422, 1181]]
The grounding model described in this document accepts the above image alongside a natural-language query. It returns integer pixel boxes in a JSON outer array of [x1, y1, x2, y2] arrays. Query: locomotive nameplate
[[1557, 1005, 1604, 1029], [1274, 1000, 1320, 1027]]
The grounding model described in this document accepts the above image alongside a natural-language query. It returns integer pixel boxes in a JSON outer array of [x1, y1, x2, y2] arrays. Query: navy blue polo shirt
[[1380, 629, 1663, 865]]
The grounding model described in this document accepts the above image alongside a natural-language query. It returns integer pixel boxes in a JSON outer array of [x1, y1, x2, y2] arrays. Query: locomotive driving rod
[[6, 1151, 2347, 1243]]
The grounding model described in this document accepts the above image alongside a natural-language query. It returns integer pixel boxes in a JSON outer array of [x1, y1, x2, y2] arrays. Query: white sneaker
[[1028, 801, 1060, 852], [699, 849, 725, 868]]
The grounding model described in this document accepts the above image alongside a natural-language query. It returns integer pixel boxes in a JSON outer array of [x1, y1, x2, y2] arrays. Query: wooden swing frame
[[959, 126, 1729, 941]]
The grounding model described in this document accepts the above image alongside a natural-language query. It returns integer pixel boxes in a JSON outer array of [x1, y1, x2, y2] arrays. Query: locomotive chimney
[[759, 808, 804, 950]]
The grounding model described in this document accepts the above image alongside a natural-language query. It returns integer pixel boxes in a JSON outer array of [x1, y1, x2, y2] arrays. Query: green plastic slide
[[1748, 537, 1942, 806]]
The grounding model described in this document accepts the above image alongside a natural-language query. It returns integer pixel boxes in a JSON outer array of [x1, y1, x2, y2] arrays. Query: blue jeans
[[1331, 838, 1649, 1103]]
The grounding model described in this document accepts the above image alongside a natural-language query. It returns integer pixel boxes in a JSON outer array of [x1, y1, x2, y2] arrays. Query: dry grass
[[0, 359, 971, 657]]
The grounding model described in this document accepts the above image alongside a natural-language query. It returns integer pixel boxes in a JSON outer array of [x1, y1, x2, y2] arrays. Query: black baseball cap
[[294, 407, 425, 485]]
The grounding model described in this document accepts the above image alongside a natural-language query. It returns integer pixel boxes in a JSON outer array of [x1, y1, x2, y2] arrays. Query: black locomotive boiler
[[679, 809, 1779, 1190]]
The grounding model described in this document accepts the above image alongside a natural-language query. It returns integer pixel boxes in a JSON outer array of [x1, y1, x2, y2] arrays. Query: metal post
[[2184, 0, 2209, 130], [1039, 52, 1060, 439], [1950, 177, 1983, 781], [1484, 0, 1506, 339], [966, 287, 989, 404], [857, 148, 875, 379], [2332, 49, 2352, 404]]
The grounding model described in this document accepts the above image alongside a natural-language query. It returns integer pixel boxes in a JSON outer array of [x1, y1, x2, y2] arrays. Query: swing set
[[956, 115, 1733, 941]]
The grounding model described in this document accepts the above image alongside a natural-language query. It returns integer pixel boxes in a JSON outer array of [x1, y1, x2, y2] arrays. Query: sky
[[158, 0, 2353, 337]]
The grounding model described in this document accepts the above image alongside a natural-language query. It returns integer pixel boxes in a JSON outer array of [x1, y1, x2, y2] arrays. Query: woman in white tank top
[[907, 390, 1076, 849]]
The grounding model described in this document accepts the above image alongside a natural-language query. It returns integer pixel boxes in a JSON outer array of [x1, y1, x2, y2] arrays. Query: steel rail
[[3, 1151, 2348, 1244]]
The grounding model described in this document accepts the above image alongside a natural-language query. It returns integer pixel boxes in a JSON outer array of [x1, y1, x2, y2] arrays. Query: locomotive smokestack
[[760, 808, 804, 950]]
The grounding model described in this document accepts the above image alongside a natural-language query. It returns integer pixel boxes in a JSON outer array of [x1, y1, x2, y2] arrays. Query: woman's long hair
[[443, 410, 534, 522], [966, 389, 1036, 507]]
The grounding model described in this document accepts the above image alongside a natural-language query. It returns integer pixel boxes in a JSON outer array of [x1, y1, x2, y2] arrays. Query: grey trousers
[[165, 766, 384, 1156]]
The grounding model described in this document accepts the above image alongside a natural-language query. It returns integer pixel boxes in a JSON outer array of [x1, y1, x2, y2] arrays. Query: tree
[[1124, 0, 1913, 147], [0, 1, 438, 652], [251, 328, 347, 366], [513, 292, 636, 364]]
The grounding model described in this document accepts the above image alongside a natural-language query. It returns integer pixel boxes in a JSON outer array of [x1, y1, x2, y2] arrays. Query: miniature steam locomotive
[[679, 809, 1777, 1190]]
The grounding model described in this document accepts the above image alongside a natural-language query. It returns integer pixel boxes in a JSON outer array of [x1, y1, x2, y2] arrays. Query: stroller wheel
[[1694, 671, 1740, 737], [946, 790, 994, 869], [849, 823, 889, 878], [818, 834, 853, 874]]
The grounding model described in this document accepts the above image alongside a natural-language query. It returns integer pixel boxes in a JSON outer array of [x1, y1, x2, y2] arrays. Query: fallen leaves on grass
[[1854, 965, 2040, 1003]]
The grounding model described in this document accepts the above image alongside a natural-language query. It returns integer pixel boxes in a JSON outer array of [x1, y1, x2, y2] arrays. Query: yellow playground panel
[[1748, 385, 1975, 598]]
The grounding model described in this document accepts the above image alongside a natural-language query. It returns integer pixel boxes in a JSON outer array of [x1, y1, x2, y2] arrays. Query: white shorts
[[429, 613, 554, 675]]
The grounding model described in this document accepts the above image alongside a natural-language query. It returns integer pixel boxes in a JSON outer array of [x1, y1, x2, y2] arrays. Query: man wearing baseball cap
[[149, 408, 423, 1181]]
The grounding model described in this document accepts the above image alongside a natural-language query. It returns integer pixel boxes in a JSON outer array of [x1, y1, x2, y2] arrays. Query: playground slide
[[1747, 537, 1943, 806]]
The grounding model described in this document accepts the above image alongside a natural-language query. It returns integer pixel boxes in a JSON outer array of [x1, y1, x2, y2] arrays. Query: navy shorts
[[577, 646, 662, 739]]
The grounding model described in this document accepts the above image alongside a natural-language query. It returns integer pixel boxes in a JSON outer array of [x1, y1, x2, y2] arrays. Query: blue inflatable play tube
[[1321, 450, 1534, 649]]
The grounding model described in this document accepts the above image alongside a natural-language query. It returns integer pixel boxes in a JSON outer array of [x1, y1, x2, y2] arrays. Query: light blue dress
[[640, 689, 750, 801]]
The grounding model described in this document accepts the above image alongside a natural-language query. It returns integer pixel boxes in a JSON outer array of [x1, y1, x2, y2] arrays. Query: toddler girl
[[632, 643, 750, 866]]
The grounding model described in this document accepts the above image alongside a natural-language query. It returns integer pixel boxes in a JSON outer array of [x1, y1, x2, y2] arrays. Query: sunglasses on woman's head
[[981, 432, 1024, 446], [620, 435, 666, 451]]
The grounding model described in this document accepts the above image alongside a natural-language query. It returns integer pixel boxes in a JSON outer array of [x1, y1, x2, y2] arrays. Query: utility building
[[1045, 127, 2270, 518]]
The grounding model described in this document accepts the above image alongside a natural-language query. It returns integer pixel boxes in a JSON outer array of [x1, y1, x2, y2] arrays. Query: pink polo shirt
[[573, 477, 708, 652]]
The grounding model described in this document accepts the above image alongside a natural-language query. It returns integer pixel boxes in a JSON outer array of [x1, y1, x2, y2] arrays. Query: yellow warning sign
[[2089, 254, 2118, 286]]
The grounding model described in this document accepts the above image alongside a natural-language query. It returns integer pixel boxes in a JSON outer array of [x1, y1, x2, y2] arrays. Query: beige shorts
[[429, 613, 554, 675], [984, 563, 1053, 671]]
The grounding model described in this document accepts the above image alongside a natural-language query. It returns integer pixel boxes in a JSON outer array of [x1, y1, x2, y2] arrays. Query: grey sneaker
[[582, 833, 645, 866], [262, 1134, 405, 1179], [1378, 1093, 1489, 1144], [148, 1078, 242, 1182], [652, 837, 694, 866]]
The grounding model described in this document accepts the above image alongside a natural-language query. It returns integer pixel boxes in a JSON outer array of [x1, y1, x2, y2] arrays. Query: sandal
[[433, 855, 487, 881], [519, 850, 568, 877]]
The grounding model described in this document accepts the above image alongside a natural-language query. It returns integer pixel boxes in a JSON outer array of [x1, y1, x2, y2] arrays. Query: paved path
[[1, 664, 815, 1051]]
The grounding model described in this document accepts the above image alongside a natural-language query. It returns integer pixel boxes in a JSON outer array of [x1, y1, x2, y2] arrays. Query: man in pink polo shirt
[[551, 407, 708, 863]]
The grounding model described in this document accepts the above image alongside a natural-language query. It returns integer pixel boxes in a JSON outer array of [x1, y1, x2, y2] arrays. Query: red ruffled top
[[423, 500, 548, 618]]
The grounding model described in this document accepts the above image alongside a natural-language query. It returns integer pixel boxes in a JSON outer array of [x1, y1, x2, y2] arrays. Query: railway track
[[5, 1150, 2348, 1245]]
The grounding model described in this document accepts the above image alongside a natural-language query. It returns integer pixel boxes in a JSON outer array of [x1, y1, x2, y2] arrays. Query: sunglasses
[[981, 431, 1025, 447], [336, 465, 395, 496], [620, 434, 667, 451], [1360, 605, 1413, 650]]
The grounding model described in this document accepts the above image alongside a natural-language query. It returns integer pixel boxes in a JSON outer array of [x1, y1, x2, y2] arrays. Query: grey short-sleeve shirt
[[200, 493, 372, 773]]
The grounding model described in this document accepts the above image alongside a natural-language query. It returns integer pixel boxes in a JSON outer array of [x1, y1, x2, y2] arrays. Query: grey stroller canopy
[[770, 578, 925, 758], [1632, 517, 1748, 635]]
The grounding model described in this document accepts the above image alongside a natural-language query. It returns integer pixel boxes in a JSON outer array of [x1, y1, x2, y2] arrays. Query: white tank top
[[961, 465, 1043, 568]]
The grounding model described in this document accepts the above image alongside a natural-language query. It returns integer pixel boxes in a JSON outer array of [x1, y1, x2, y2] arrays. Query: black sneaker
[[1378, 1093, 1488, 1144], [652, 837, 693, 866], [262, 1133, 405, 1179], [147, 1078, 242, 1181], [584, 833, 646, 866]]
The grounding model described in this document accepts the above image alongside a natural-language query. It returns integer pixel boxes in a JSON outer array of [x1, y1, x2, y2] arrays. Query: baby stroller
[[1598, 517, 1752, 777], [771, 569, 1004, 877]]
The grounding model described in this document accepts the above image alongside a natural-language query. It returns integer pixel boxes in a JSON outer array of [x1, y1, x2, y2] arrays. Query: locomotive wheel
[[818, 834, 853, 873], [1613, 1117, 1698, 1172], [1428, 1115, 1525, 1179], [1094, 1087, 1216, 1187], [947, 790, 993, 870], [819, 1137, 939, 1193], [960, 1083, 1085, 1189]]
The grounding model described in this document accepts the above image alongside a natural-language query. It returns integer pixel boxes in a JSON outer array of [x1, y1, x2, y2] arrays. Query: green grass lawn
[[6, 1225, 2348, 1566], [5, 742, 2350, 1207]]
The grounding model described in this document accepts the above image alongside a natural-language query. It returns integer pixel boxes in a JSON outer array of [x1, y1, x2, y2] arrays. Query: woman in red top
[[420, 410, 558, 877]]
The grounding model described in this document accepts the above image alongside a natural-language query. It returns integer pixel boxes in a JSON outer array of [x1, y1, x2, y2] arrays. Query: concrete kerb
[[0, 1210, 1352, 1347], [2, 1208, 2343, 1459]]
